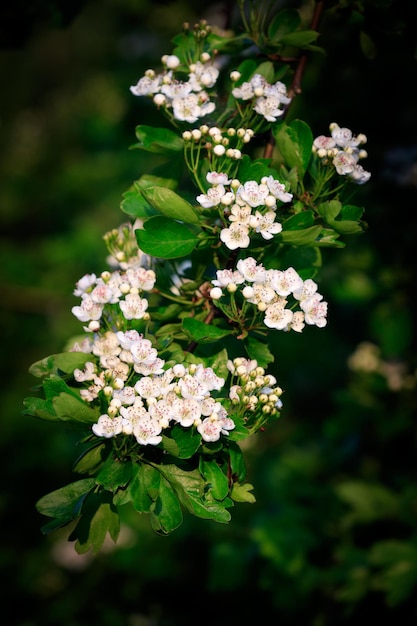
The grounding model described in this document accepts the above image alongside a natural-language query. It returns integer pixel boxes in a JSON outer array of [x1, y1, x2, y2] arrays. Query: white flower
[[268, 267, 303, 296], [74, 273, 97, 296], [196, 184, 226, 208], [332, 151, 357, 175], [264, 302, 294, 330], [206, 172, 230, 185], [236, 180, 269, 207], [162, 54, 181, 69], [293, 278, 319, 301], [300, 295, 328, 327], [171, 398, 202, 427], [133, 416, 163, 446], [172, 94, 202, 123], [212, 268, 245, 288], [220, 223, 250, 249], [313, 135, 336, 152], [249, 210, 282, 240], [290, 311, 305, 333], [228, 203, 252, 224], [178, 374, 207, 401], [348, 164, 371, 184], [72, 296, 104, 322], [236, 257, 266, 282], [119, 293, 149, 320], [262, 175, 293, 203], [130, 75, 161, 96], [92, 414, 123, 438], [197, 417, 223, 442], [254, 95, 285, 122]]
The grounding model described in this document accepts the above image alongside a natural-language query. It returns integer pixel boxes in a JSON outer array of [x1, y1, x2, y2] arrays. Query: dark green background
[[1, 1, 417, 624]]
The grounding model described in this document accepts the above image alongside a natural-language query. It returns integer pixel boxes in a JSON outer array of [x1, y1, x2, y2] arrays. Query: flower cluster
[[71, 264, 155, 330], [182, 125, 255, 161], [227, 358, 283, 430], [231, 72, 291, 122], [312, 122, 371, 184], [210, 258, 328, 332], [130, 52, 219, 124], [73, 328, 235, 444], [196, 171, 292, 250]]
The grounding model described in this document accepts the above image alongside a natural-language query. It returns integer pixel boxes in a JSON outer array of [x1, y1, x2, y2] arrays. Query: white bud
[[210, 287, 223, 300], [230, 71, 241, 82]]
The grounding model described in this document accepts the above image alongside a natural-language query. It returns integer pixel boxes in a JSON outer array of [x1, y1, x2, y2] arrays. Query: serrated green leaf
[[200, 458, 229, 501], [149, 477, 183, 534], [161, 424, 202, 459], [137, 181, 200, 225], [73, 441, 108, 474], [72, 491, 120, 554], [129, 463, 160, 512], [96, 456, 132, 492], [52, 392, 99, 424], [136, 216, 200, 259], [133, 125, 184, 153], [120, 188, 157, 219], [22, 396, 56, 421], [182, 317, 233, 343], [274, 120, 313, 178], [156, 463, 231, 523], [37, 478, 96, 528], [340, 204, 364, 220], [227, 441, 247, 482], [246, 335, 274, 367]]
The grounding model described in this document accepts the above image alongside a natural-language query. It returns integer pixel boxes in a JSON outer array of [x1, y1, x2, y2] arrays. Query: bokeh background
[[1, 0, 417, 624]]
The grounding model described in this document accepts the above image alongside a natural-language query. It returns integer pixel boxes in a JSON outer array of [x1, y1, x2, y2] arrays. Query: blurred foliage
[[1, 0, 417, 624]]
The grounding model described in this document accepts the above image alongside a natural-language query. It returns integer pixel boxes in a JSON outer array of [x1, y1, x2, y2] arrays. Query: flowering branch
[[23, 0, 370, 553]]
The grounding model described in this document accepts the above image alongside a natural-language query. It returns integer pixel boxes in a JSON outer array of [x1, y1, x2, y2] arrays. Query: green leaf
[[120, 188, 157, 219], [96, 456, 133, 492], [73, 441, 108, 474], [161, 424, 202, 459], [137, 181, 201, 225], [149, 477, 183, 535], [282, 210, 314, 229], [182, 317, 233, 343], [268, 8, 301, 41], [136, 216, 200, 259], [228, 441, 247, 482], [29, 352, 92, 378], [274, 120, 313, 178], [129, 463, 160, 513], [317, 200, 342, 222], [245, 335, 274, 367], [157, 463, 232, 523], [335, 481, 398, 524], [37, 478, 96, 530], [71, 491, 120, 554], [133, 125, 184, 153], [280, 225, 322, 245], [231, 482, 256, 503], [280, 30, 320, 47], [22, 396, 56, 421], [199, 458, 229, 501], [52, 392, 99, 424], [340, 204, 364, 220]]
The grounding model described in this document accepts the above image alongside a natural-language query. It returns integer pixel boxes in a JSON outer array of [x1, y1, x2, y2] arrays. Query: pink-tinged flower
[[262, 175, 293, 203], [196, 185, 226, 208], [268, 267, 303, 296], [197, 417, 223, 442], [72, 296, 104, 322], [125, 267, 156, 291], [133, 416, 163, 445], [289, 311, 305, 333], [171, 398, 202, 427], [92, 414, 123, 438], [236, 257, 266, 283], [206, 172, 230, 185], [332, 151, 357, 175], [313, 135, 336, 151], [130, 75, 161, 96], [212, 268, 245, 288], [236, 180, 269, 207], [300, 295, 328, 327], [74, 273, 97, 296]]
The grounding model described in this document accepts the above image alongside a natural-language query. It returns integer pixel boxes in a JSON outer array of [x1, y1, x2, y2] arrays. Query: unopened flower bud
[[210, 287, 223, 300], [230, 71, 241, 82]]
